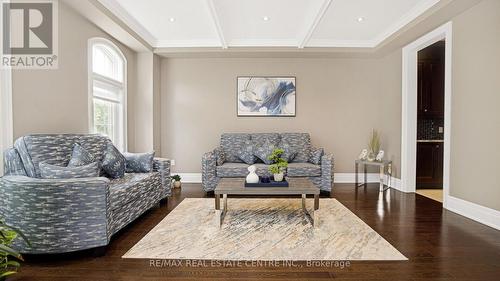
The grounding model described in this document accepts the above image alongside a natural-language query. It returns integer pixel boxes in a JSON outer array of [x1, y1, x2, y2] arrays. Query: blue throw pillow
[[280, 141, 297, 162], [40, 161, 100, 179], [309, 147, 324, 165], [68, 143, 95, 167], [254, 140, 276, 165], [123, 151, 155, 173], [101, 143, 126, 179], [237, 141, 257, 165]]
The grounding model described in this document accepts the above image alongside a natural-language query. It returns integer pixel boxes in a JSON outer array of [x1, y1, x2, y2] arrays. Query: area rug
[[123, 198, 407, 261]]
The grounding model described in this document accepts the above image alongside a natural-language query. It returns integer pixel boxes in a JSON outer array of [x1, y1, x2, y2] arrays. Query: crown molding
[[155, 39, 222, 48], [96, 0, 156, 47], [228, 39, 299, 47], [306, 39, 376, 48]]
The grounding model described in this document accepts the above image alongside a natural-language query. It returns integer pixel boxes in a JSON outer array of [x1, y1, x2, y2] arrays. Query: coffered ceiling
[[97, 0, 441, 49]]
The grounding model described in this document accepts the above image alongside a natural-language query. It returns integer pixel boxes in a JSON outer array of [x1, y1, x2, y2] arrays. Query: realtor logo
[[1, 0, 58, 69]]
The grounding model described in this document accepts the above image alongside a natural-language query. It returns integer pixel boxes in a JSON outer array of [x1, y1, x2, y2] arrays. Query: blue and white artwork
[[237, 77, 296, 116]]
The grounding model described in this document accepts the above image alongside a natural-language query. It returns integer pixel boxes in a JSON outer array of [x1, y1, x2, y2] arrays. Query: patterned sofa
[[202, 133, 334, 192], [0, 134, 171, 254]]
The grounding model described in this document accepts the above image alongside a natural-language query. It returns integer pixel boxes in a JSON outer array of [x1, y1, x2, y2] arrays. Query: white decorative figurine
[[358, 149, 368, 160], [376, 150, 385, 161], [246, 165, 259, 183]]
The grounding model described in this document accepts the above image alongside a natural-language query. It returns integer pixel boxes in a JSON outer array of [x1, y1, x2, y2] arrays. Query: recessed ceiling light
[[169, 18, 175, 22], [357, 17, 364, 22], [263, 16, 270, 21]]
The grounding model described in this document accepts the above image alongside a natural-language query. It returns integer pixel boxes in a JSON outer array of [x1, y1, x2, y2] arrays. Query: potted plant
[[171, 174, 181, 188], [1, 220, 30, 281], [367, 129, 381, 162], [267, 148, 288, 182]]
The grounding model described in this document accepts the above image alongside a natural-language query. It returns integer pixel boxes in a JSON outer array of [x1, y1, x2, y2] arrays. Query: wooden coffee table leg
[[215, 193, 227, 227], [215, 194, 221, 226], [215, 194, 220, 209]]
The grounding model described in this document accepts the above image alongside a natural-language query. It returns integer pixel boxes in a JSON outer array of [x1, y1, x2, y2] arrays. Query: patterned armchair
[[202, 133, 334, 192], [0, 134, 171, 254]]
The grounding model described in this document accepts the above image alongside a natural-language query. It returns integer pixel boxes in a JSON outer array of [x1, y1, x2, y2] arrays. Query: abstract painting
[[237, 77, 296, 116]]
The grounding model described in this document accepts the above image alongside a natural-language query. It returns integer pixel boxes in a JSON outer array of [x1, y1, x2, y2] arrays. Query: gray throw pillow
[[101, 143, 126, 179], [310, 147, 324, 165], [280, 142, 297, 162], [123, 151, 155, 173], [40, 161, 100, 179], [68, 143, 95, 167], [237, 141, 257, 164], [254, 140, 276, 165]]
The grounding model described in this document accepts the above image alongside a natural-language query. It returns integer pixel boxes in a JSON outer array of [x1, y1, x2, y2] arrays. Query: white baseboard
[[176, 173, 202, 183], [174, 172, 403, 191], [445, 195, 500, 231]]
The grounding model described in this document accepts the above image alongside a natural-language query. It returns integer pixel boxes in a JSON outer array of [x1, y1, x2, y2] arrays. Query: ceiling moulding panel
[[92, 0, 443, 50], [95, 0, 156, 47], [206, 0, 227, 48], [298, 0, 333, 48]]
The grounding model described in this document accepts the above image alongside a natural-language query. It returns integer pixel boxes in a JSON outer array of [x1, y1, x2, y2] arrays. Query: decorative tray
[[244, 177, 289, 188]]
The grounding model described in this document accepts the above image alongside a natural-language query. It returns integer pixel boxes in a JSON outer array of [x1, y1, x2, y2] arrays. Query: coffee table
[[214, 177, 320, 227]]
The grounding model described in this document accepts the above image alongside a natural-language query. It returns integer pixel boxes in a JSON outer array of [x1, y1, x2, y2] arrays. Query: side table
[[355, 159, 392, 192]]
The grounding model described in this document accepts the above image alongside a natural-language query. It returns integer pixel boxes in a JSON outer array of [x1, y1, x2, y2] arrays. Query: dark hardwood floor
[[11, 183, 500, 281]]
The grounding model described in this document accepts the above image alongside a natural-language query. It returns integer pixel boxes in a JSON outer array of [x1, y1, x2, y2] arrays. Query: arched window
[[88, 38, 127, 151]]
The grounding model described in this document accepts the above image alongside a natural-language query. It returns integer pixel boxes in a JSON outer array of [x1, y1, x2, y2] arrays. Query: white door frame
[[401, 22, 452, 208]]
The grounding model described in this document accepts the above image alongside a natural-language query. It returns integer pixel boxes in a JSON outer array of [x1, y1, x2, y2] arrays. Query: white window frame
[[88, 37, 127, 151]]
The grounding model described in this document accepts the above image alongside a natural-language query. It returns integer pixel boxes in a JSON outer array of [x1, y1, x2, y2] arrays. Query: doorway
[[416, 40, 445, 203], [401, 22, 452, 208]]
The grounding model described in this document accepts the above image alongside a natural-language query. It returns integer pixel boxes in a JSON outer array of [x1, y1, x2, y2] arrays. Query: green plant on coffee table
[[1, 220, 30, 281], [171, 174, 181, 181], [267, 148, 288, 174]]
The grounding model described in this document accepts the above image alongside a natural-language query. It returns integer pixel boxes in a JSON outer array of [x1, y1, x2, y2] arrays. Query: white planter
[[173, 180, 181, 188], [246, 165, 259, 183], [273, 172, 284, 182]]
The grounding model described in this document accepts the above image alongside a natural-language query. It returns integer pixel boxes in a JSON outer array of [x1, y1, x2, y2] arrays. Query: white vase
[[246, 165, 259, 183], [173, 180, 181, 188], [273, 172, 284, 182]]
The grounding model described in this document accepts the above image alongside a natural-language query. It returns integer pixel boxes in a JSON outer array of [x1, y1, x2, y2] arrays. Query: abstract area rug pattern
[[123, 198, 407, 261]]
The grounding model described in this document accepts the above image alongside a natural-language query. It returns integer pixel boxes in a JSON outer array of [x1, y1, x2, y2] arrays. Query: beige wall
[[8, 0, 498, 212], [133, 52, 154, 152], [130, 53, 162, 154], [11, 1, 139, 151], [448, 0, 500, 210], [160, 55, 402, 175], [153, 54, 162, 154]]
